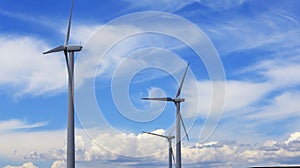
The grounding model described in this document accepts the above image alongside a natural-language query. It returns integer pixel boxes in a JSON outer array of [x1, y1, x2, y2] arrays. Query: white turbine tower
[[143, 131, 175, 168], [142, 62, 190, 168], [43, 0, 82, 167]]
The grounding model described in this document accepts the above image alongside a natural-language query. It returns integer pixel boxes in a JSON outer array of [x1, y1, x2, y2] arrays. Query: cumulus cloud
[[4, 162, 38, 168], [81, 131, 300, 167], [285, 132, 300, 145], [51, 160, 66, 168], [182, 131, 300, 167], [83, 129, 169, 159], [238, 132, 300, 166], [3, 128, 300, 167], [0, 126, 65, 159]]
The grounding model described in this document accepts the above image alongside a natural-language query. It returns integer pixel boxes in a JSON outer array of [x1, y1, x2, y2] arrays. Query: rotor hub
[[174, 98, 185, 102], [66, 45, 83, 52]]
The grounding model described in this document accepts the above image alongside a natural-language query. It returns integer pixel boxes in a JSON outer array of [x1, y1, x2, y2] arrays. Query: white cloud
[[204, 6, 300, 57], [197, 0, 248, 10], [74, 10, 219, 88], [0, 35, 67, 97], [70, 24, 100, 45], [181, 57, 300, 141], [74, 23, 196, 87], [4, 162, 38, 168], [183, 79, 272, 120], [248, 91, 300, 122], [0, 119, 48, 132], [1, 12, 219, 97], [122, 0, 196, 12], [80, 131, 300, 167], [238, 132, 300, 166], [182, 143, 234, 165], [140, 87, 167, 112], [70, 18, 300, 147], [285, 132, 300, 145], [223, 81, 271, 112], [0, 7, 59, 31], [85, 130, 168, 159], [51, 160, 66, 168], [0, 127, 65, 160], [246, 59, 300, 88], [225, 57, 300, 124], [2, 126, 300, 167]]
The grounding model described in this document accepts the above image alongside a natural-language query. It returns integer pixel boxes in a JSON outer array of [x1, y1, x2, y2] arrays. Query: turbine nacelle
[[174, 98, 185, 103], [43, 45, 82, 54], [66, 45, 83, 52]]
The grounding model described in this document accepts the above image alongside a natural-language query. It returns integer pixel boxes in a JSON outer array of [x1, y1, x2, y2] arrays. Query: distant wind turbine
[[143, 131, 175, 168], [142, 62, 190, 168], [43, 0, 82, 167]]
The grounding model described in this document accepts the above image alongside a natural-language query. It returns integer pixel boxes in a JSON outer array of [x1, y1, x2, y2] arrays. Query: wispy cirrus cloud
[[0, 35, 67, 97], [248, 91, 300, 122], [0, 119, 48, 132], [198, 2, 300, 58], [197, 0, 248, 10], [121, 0, 197, 12]]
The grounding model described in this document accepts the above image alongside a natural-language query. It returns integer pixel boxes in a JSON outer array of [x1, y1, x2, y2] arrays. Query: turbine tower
[[142, 63, 190, 168], [43, 0, 82, 167], [143, 131, 175, 168]]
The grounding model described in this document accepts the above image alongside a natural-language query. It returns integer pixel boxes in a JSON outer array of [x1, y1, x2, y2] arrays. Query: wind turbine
[[143, 131, 175, 168], [142, 63, 190, 168], [43, 0, 82, 167]]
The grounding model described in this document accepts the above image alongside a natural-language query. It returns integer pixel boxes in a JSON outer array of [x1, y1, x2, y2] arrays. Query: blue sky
[[1, 0, 300, 167]]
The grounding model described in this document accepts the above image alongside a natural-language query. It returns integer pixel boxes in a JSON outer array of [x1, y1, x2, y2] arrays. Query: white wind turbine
[[43, 0, 82, 167], [142, 62, 190, 168], [143, 131, 175, 168]]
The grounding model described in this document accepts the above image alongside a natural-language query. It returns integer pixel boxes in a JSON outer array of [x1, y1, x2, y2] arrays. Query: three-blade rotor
[[143, 131, 176, 164], [43, 0, 82, 76], [141, 62, 190, 141]]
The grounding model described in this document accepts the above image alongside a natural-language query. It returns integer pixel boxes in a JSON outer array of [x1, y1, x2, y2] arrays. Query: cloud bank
[[3, 130, 300, 167]]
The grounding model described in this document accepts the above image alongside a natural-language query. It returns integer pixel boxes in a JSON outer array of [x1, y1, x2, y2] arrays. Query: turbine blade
[[142, 97, 173, 101], [175, 62, 190, 98], [142, 131, 169, 139], [65, 0, 75, 46], [170, 144, 176, 164], [64, 50, 71, 77], [179, 112, 189, 141], [43, 45, 65, 54]]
